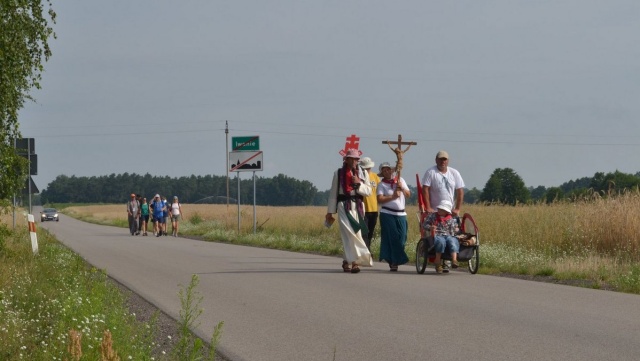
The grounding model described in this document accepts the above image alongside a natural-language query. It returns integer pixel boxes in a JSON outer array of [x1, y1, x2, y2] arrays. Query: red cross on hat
[[338, 134, 363, 157]]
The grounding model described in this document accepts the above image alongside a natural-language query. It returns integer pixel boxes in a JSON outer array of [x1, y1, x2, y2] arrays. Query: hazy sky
[[19, 1, 640, 194]]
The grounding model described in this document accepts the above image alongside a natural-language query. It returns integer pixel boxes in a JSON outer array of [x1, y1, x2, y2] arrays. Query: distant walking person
[[136, 194, 143, 235], [140, 197, 150, 236], [126, 193, 140, 236], [326, 149, 373, 273], [359, 157, 379, 251], [149, 197, 156, 235], [170, 196, 183, 237], [162, 196, 169, 236], [151, 194, 165, 237]]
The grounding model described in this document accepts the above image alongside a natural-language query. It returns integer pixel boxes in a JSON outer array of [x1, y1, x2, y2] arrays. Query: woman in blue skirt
[[377, 162, 411, 271]]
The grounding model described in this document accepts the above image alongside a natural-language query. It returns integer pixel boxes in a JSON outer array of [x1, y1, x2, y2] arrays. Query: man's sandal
[[342, 261, 351, 273], [350, 264, 361, 273]]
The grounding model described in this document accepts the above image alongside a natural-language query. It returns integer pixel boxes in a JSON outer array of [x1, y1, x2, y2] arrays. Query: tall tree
[[480, 174, 503, 204], [464, 187, 482, 204], [545, 187, 564, 204], [480, 168, 530, 205], [529, 185, 547, 202], [0, 0, 56, 209], [560, 176, 591, 194]]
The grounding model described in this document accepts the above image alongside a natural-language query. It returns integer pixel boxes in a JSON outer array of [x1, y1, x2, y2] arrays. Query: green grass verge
[[0, 225, 159, 360], [0, 223, 222, 360]]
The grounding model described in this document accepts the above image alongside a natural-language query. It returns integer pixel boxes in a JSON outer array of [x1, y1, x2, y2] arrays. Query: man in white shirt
[[421, 150, 465, 216]]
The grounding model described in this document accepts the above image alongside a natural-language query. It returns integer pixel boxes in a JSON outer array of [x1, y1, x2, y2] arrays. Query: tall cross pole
[[382, 134, 417, 181]]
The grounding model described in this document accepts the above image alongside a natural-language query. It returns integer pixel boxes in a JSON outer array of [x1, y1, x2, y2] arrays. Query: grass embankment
[[0, 213, 221, 360], [62, 192, 640, 294]]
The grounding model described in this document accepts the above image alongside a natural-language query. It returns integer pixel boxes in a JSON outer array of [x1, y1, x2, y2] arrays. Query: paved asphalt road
[[38, 209, 640, 361]]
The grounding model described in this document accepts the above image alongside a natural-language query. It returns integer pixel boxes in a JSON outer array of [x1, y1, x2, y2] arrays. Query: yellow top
[[363, 170, 380, 212]]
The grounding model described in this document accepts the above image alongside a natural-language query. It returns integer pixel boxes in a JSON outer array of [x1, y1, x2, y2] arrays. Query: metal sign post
[[225, 121, 229, 210], [253, 171, 257, 234], [14, 138, 37, 227], [237, 173, 241, 233], [229, 136, 263, 234]]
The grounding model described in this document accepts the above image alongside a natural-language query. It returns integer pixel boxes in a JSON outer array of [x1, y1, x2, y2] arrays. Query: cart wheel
[[416, 239, 427, 274], [467, 246, 479, 274]]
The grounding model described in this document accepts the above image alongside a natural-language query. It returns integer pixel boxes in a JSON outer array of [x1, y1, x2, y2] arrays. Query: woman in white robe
[[325, 149, 373, 273]]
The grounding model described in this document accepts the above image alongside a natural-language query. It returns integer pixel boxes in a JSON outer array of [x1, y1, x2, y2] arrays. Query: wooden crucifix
[[382, 134, 417, 180]]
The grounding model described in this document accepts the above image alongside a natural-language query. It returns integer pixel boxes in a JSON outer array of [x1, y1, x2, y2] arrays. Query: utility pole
[[225, 121, 229, 210]]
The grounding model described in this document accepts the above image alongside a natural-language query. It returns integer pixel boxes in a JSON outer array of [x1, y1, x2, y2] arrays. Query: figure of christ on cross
[[382, 134, 417, 180]]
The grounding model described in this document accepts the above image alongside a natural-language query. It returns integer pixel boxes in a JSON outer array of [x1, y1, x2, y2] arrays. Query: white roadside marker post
[[28, 214, 38, 255]]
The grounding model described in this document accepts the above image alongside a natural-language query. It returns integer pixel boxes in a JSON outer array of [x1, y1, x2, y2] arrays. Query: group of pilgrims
[[126, 194, 183, 237], [325, 144, 465, 274]]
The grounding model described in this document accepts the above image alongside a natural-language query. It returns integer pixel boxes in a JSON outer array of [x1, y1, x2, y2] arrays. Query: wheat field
[[64, 194, 640, 259], [24, 193, 640, 293]]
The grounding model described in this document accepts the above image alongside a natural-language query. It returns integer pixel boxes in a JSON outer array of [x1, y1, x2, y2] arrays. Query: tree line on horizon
[[465, 168, 640, 205], [39, 173, 318, 206], [32, 169, 640, 207]]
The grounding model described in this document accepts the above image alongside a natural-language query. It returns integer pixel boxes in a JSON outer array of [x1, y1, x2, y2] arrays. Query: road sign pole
[[28, 141, 32, 214], [12, 138, 17, 229], [237, 173, 241, 233], [253, 171, 257, 234], [231, 134, 263, 233], [12, 194, 16, 230], [226, 121, 229, 211]]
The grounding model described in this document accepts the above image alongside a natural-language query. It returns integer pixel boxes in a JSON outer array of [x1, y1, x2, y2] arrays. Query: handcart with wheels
[[414, 174, 480, 274]]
